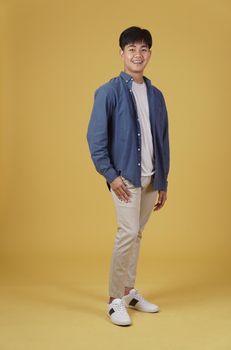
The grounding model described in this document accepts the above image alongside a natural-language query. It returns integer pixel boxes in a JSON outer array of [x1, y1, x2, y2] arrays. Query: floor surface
[[0, 258, 230, 349]]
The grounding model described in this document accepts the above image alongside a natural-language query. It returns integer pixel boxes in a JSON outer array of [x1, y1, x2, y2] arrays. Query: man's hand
[[110, 176, 131, 203], [153, 191, 167, 211]]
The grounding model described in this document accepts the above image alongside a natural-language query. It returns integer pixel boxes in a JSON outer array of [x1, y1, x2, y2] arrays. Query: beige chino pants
[[108, 174, 159, 298]]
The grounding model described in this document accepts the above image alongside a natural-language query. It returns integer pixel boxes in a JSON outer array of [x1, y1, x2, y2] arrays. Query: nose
[[134, 50, 143, 57]]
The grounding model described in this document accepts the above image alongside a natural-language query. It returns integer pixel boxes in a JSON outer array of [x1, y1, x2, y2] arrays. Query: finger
[[153, 198, 163, 210], [118, 183, 132, 200], [122, 185, 132, 198], [120, 179, 131, 194], [153, 204, 160, 211], [153, 198, 166, 210], [114, 187, 128, 202], [118, 187, 131, 202]]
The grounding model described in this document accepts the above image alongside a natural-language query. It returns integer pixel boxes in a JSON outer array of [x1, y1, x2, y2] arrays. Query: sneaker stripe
[[129, 298, 139, 306], [109, 308, 115, 315]]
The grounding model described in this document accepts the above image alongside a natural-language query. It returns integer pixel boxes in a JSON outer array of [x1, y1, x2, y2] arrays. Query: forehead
[[126, 41, 148, 48]]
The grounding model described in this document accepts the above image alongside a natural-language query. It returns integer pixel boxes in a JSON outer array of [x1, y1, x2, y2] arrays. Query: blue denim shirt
[[87, 71, 170, 192]]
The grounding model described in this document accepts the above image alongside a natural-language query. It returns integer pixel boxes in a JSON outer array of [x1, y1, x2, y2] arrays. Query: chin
[[129, 66, 141, 71], [133, 68, 144, 73]]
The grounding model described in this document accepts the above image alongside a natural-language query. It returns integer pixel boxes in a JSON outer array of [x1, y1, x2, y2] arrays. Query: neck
[[124, 68, 144, 84]]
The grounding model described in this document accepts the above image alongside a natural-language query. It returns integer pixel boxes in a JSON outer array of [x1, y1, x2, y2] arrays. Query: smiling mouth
[[132, 61, 143, 64]]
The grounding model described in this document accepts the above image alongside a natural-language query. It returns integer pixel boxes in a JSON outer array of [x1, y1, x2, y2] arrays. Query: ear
[[119, 48, 124, 57]]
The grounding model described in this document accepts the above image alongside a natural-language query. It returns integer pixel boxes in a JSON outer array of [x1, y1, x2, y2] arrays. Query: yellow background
[[0, 0, 231, 349]]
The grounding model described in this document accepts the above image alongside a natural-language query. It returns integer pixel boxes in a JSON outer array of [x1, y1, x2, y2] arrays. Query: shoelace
[[133, 289, 145, 302], [114, 300, 127, 314]]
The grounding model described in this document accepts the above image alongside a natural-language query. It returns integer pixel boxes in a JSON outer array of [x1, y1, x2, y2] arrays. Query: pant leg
[[125, 175, 159, 288], [108, 177, 141, 299]]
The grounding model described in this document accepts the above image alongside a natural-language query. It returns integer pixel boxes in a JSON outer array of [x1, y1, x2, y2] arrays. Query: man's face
[[120, 41, 152, 75]]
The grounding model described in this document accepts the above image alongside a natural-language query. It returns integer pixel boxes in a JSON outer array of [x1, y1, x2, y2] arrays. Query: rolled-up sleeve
[[86, 84, 119, 184]]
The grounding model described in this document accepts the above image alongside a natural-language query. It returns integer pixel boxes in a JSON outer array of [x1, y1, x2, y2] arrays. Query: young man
[[87, 26, 170, 326]]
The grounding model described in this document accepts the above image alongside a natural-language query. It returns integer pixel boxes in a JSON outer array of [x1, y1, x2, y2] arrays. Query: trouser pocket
[[121, 176, 135, 189]]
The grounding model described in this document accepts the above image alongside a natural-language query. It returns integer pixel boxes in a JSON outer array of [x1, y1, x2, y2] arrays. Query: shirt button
[[137, 133, 140, 136], [138, 163, 141, 166], [129, 89, 132, 92], [131, 78, 133, 81], [126, 80, 128, 82], [138, 148, 140, 151]]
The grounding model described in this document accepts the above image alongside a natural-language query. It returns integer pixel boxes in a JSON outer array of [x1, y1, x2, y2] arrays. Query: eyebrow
[[127, 44, 148, 48]]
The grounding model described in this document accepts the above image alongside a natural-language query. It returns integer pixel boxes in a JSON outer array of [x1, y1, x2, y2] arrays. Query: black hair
[[119, 26, 152, 51]]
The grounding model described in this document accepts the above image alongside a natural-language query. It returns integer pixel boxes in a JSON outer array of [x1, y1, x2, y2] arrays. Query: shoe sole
[[107, 314, 132, 326], [126, 304, 160, 313]]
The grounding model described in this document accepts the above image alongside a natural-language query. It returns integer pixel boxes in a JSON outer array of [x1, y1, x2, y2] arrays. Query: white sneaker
[[122, 288, 160, 313], [107, 298, 132, 326]]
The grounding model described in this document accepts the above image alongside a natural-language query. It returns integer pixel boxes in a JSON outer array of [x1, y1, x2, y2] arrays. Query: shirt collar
[[119, 71, 152, 87]]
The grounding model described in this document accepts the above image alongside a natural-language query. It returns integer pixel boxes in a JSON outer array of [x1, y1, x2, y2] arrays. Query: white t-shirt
[[132, 80, 155, 176]]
